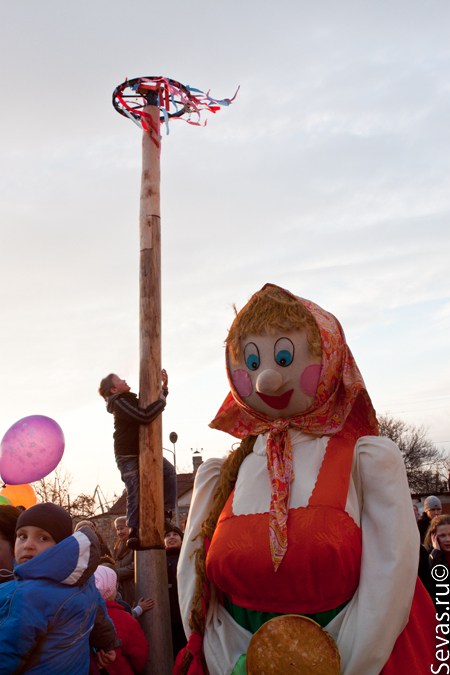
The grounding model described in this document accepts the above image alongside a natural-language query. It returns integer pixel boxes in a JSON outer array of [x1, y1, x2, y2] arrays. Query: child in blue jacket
[[0, 502, 118, 674]]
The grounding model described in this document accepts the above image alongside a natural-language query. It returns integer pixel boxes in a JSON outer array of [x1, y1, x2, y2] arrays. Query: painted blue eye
[[275, 350, 293, 366], [274, 338, 294, 367], [244, 342, 260, 371], [246, 355, 260, 369]]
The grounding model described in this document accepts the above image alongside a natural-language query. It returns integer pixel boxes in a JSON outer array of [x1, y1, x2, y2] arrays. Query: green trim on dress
[[224, 595, 347, 633]]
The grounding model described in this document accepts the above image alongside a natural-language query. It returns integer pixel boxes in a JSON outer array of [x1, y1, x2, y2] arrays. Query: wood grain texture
[[136, 103, 173, 674]]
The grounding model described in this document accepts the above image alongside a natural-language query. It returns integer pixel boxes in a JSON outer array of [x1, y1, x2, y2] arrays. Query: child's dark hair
[[98, 374, 115, 400], [0, 505, 21, 549]]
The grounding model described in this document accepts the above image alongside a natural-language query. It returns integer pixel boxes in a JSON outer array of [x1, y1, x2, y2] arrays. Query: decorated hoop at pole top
[[112, 75, 238, 135]]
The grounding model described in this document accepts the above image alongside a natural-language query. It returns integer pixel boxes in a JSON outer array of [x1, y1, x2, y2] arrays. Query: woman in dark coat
[[113, 516, 135, 606], [424, 514, 450, 611], [164, 522, 187, 658]]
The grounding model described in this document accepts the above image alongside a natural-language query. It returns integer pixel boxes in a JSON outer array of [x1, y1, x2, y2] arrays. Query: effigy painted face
[[228, 329, 322, 419]]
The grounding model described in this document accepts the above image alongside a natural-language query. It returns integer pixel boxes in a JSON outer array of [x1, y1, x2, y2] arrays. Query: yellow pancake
[[246, 615, 340, 675]]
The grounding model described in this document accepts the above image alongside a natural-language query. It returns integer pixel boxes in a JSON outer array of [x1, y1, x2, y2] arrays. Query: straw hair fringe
[[185, 436, 256, 664], [227, 286, 322, 364]]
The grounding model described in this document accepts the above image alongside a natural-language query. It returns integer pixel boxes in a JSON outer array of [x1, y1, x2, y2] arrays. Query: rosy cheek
[[231, 369, 253, 398], [299, 364, 321, 397]]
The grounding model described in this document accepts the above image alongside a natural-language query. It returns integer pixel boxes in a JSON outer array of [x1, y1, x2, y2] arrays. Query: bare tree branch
[[378, 414, 447, 493], [32, 466, 98, 517]]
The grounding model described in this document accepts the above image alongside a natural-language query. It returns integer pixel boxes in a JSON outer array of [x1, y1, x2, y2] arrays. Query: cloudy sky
[[1, 1, 449, 507]]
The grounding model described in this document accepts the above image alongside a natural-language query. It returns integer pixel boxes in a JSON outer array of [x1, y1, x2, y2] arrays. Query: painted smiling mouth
[[257, 389, 293, 410]]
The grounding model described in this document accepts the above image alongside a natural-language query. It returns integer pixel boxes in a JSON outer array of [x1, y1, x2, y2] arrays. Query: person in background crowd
[[0, 504, 21, 583], [414, 501, 435, 602], [94, 565, 149, 675], [164, 522, 187, 658], [424, 514, 450, 612], [107, 519, 154, 619], [425, 514, 450, 573], [113, 516, 135, 606], [130, 596, 155, 621], [74, 519, 113, 560], [418, 495, 442, 544]]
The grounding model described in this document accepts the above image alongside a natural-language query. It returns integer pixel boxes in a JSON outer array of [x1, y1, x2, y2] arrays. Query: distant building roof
[[108, 492, 126, 516], [176, 473, 195, 498], [107, 472, 195, 516], [412, 491, 450, 500]]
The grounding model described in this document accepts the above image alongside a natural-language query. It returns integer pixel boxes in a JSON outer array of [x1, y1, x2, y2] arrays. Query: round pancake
[[246, 615, 340, 675]]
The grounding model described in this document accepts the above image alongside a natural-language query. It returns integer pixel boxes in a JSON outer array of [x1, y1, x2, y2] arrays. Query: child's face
[[164, 531, 182, 549], [15, 526, 56, 564], [436, 524, 450, 553], [111, 375, 131, 395], [115, 522, 130, 541]]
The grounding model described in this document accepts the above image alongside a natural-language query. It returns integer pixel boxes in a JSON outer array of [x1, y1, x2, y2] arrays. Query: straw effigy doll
[[175, 283, 436, 675]]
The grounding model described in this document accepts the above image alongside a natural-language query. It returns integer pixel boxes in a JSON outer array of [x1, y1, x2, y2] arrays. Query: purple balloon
[[0, 415, 65, 484]]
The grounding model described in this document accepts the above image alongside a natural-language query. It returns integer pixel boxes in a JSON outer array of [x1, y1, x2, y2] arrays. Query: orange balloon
[[0, 483, 37, 508]]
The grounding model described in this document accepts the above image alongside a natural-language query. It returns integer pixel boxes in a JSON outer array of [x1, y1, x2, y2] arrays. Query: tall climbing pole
[[112, 76, 237, 673]]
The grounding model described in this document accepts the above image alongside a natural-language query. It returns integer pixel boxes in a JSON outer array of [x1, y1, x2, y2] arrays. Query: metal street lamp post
[[167, 432, 179, 526]]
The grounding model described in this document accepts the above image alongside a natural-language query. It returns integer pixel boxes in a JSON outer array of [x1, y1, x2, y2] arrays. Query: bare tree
[[378, 414, 447, 493], [70, 493, 97, 518], [33, 466, 73, 509], [32, 466, 97, 517]]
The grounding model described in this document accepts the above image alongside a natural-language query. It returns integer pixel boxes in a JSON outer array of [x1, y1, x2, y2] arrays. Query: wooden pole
[[136, 98, 173, 674]]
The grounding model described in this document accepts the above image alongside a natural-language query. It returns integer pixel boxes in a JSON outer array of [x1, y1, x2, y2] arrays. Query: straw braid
[[181, 436, 256, 673]]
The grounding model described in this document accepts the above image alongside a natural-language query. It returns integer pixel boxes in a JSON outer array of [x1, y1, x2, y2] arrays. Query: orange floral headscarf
[[210, 283, 378, 570]]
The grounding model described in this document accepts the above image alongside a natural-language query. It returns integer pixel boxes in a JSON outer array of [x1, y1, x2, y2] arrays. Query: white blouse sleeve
[[177, 457, 224, 638], [327, 435, 419, 675]]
